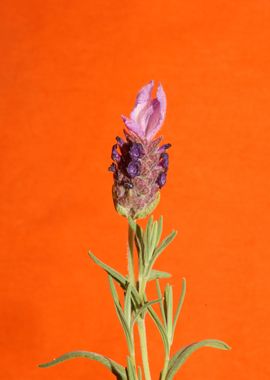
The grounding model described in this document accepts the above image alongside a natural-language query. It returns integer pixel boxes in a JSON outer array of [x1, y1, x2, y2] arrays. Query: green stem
[[138, 316, 151, 380], [130, 350, 138, 380], [139, 277, 146, 298], [128, 223, 136, 287], [160, 354, 170, 380], [127, 222, 138, 379]]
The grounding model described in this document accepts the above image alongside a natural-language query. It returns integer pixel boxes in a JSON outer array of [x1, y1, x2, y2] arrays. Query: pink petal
[[145, 83, 167, 141], [137, 103, 154, 133], [130, 80, 154, 122], [121, 115, 144, 139], [157, 83, 167, 117]]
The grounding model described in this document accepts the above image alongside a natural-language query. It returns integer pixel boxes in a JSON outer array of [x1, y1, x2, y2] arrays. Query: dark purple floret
[[111, 144, 121, 162], [116, 136, 124, 147], [158, 143, 172, 152], [123, 181, 133, 189], [157, 172, 167, 188], [108, 163, 117, 172], [119, 141, 130, 156], [129, 142, 144, 160], [127, 160, 141, 178], [160, 152, 169, 170]]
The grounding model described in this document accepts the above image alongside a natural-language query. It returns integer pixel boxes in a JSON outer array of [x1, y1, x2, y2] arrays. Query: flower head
[[109, 81, 171, 219]]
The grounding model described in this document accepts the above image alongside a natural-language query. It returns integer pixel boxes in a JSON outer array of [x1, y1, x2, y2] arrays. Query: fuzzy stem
[[138, 316, 152, 380], [128, 223, 136, 287], [127, 222, 138, 379], [160, 353, 170, 380]]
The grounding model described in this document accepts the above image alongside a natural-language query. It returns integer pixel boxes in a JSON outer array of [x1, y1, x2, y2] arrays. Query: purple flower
[[109, 81, 170, 219], [129, 142, 144, 160], [111, 144, 121, 162], [116, 136, 124, 147], [108, 163, 117, 172], [157, 172, 167, 188], [160, 152, 169, 170], [123, 180, 133, 189], [127, 160, 141, 178], [121, 80, 166, 142], [158, 143, 172, 152]]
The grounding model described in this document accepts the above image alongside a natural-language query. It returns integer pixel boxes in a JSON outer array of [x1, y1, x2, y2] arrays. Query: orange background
[[1, 1, 269, 379]]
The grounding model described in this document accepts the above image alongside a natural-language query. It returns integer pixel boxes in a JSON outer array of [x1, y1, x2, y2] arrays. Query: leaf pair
[[89, 251, 140, 308], [108, 276, 135, 357], [149, 278, 186, 357], [128, 216, 177, 296], [108, 274, 161, 379]]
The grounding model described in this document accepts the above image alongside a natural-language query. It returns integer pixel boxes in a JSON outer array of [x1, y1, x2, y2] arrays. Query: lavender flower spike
[[109, 81, 170, 219], [121, 80, 167, 142]]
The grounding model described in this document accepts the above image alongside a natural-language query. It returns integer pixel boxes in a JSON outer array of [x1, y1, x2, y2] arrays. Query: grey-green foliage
[[153, 278, 231, 379], [89, 251, 141, 308], [148, 278, 186, 357], [165, 339, 231, 380], [38, 351, 127, 380], [108, 276, 134, 356], [129, 216, 176, 296], [39, 216, 230, 379]]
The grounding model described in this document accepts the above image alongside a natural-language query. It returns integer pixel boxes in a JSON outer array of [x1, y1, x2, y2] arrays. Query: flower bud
[[109, 81, 170, 219]]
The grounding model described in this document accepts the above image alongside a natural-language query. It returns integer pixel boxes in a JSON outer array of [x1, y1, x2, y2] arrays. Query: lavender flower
[[127, 160, 141, 178], [157, 172, 167, 188], [160, 152, 169, 170], [129, 142, 144, 160], [111, 144, 121, 162], [109, 81, 171, 219]]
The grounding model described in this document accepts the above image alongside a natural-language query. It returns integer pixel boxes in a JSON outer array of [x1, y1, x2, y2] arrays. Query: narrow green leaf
[[124, 283, 132, 327], [164, 285, 173, 344], [132, 298, 162, 326], [166, 339, 231, 380], [156, 216, 163, 247], [149, 220, 158, 256], [144, 215, 154, 263], [172, 278, 186, 338], [154, 230, 177, 259], [89, 252, 127, 288], [138, 366, 143, 380], [148, 306, 170, 355], [108, 276, 134, 354], [156, 280, 166, 326], [146, 215, 154, 237], [89, 252, 140, 307], [147, 231, 177, 276], [135, 225, 144, 260], [135, 224, 145, 280], [108, 274, 122, 307], [39, 351, 127, 380], [148, 269, 171, 281], [135, 224, 144, 249]]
